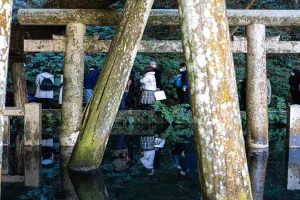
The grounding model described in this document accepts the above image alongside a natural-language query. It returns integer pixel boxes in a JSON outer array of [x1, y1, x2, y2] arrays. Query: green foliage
[[268, 96, 287, 125], [160, 125, 192, 145], [152, 101, 192, 125], [127, 116, 135, 124]]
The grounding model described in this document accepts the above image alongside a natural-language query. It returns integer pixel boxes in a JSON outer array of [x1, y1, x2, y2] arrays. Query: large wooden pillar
[[246, 24, 268, 148], [60, 23, 86, 147], [68, 0, 155, 172], [177, 0, 252, 199], [0, 0, 13, 194]]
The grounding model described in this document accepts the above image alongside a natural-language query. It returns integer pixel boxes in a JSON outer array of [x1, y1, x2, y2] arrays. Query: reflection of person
[[177, 137, 197, 176], [35, 68, 54, 109], [289, 69, 300, 104], [149, 61, 162, 90], [84, 66, 100, 103], [140, 135, 165, 176], [112, 135, 131, 171], [140, 136, 156, 175], [140, 67, 156, 109]]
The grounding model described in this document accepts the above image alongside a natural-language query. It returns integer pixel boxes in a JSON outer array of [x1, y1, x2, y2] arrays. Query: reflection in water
[[248, 148, 269, 200], [70, 170, 108, 200], [24, 146, 42, 187], [60, 147, 78, 200], [3, 146, 10, 175], [287, 149, 300, 190]]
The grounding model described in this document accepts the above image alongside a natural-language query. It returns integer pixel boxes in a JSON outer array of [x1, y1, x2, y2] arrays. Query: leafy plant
[[268, 95, 287, 125], [152, 101, 192, 125]]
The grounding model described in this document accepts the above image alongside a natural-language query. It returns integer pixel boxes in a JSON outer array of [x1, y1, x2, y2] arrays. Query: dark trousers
[[38, 98, 52, 109], [119, 92, 129, 110]]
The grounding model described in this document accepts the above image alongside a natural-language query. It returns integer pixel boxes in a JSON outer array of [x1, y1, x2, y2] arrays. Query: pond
[[2, 126, 300, 200]]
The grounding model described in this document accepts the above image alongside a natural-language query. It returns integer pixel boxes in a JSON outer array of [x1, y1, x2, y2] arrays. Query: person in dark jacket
[[289, 69, 300, 104], [150, 61, 162, 90], [179, 63, 190, 104], [84, 66, 100, 103], [239, 78, 247, 111]]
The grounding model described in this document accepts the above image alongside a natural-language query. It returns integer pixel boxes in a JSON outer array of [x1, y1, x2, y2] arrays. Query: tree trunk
[[11, 63, 28, 106], [68, 0, 154, 172], [177, 0, 253, 199], [0, 0, 13, 195]]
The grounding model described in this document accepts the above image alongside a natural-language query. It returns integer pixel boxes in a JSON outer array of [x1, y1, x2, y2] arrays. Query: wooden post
[[24, 103, 42, 146], [177, 0, 252, 198], [287, 105, 300, 148], [0, 0, 13, 193], [68, 0, 155, 172], [11, 63, 28, 106], [246, 24, 268, 148], [60, 22, 86, 147], [248, 149, 268, 200], [24, 146, 41, 187], [3, 116, 10, 145]]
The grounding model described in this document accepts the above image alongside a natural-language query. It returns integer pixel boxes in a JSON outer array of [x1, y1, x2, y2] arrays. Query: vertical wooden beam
[[287, 105, 300, 148], [60, 22, 86, 147], [11, 63, 28, 106], [24, 103, 42, 146], [3, 116, 10, 145], [177, 0, 252, 199], [246, 24, 268, 148], [0, 0, 13, 193]]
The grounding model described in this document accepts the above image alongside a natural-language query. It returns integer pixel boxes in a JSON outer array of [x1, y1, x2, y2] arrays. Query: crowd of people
[[29, 62, 300, 110], [31, 61, 190, 110]]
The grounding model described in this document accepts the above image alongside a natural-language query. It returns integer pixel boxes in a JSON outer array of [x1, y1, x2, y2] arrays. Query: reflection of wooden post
[[11, 63, 28, 106], [0, 0, 14, 194], [24, 103, 42, 146], [248, 148, 269, 200], [24, 146, 41, 187], [287, 105, 300, 148], [60, 147, 78, 200], [70, 170, 108, 200], [177, 0, 252, 198], [246, 24, 268, 149], [287, 149, 300, 190], [2, 146, 10, 175]]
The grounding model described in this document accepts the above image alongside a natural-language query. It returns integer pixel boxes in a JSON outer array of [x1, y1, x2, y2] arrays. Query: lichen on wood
[[0, 0, 13, 194], [177, 0, 252, 199], [68, 0, 155, 172]]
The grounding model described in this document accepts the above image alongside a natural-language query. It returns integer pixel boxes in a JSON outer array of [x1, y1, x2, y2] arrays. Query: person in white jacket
[[140, 67, 156, 108], [35, 68, 54, 109]]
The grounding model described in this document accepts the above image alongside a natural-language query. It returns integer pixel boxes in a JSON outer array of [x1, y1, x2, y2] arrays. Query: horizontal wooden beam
[[2, 175, 24, 183], [4, 107, 25, 116], [19, 9, 300, 26], [24, 40, 183, 53], [24, 39, 300, 54]]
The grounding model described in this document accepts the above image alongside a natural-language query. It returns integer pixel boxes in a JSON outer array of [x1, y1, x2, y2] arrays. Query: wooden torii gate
[[19, 9, 300, 149]]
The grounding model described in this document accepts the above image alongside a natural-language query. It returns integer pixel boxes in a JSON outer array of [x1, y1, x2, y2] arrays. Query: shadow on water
[[2, 126, 300, 199]]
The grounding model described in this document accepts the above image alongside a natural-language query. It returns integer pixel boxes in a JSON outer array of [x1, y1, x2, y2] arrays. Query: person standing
[[179, 63, 190, 104], [289, 69, 300, 104], [35, 68, 54, 109], [140, 67, 156, 109], [150, 61, 162, 90], [267, 78, 272, 107], [119, 78, 132, 110], [84, 66, 100, 103]]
